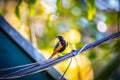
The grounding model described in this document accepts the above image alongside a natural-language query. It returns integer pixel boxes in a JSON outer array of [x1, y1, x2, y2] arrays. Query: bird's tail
[[48, 51, 57, 60]]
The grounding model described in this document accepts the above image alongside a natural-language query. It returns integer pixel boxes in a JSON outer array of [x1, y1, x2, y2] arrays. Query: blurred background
[[0, 0, 120, 80]]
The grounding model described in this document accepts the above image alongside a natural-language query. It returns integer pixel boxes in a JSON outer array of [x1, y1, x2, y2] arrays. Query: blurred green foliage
[[15, 0, 22, 19]]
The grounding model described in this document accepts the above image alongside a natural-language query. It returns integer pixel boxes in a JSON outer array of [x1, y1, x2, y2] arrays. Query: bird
[[48, 36, 68, 59]]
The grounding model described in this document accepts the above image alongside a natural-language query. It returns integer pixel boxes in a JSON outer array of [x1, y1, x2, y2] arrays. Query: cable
[[0, 58, 54, 72], [59, 58, 72, 80], [59, 44, 88, 80], [0, 32, 120, 79]]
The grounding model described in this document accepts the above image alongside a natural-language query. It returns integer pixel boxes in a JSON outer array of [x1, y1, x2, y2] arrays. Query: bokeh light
[[97, 21, 107, 32], [64, 29, 81, 44]]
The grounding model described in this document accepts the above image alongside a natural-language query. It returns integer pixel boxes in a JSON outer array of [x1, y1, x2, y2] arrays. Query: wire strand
[[0, 58, 54, 72], [59, 58, 72, 80]]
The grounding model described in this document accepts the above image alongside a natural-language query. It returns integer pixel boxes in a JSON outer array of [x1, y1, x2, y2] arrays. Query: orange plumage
[[48, 36, 68, 59]]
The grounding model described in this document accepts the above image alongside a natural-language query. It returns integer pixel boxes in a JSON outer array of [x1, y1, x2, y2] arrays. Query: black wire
[[1, 32, 120, 79], [59, 58, 72, 80]]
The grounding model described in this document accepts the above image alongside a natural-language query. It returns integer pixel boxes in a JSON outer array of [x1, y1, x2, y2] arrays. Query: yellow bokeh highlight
[[64, 29, 81, 44], [55, 54, 94, 80]]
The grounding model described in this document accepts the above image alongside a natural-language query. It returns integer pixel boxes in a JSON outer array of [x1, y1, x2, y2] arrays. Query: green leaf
[[15, 6, 20, 19], [28, 0, 37, 5], [56, 0, 62, 14], [87, 0, 96, 20], [27, 0, 37, 16], [18, 0, 22, 5], [15, 0, 22, 19], [88, 50, 97, 60]]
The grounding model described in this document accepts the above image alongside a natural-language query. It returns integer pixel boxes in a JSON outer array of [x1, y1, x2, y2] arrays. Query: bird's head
[[56, 35, 64, 41]]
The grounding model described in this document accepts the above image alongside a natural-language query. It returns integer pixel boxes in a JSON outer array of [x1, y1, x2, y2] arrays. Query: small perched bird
[[48, 36, 68, 59]]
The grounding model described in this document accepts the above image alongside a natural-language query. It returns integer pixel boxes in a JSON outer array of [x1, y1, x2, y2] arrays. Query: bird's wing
[[53, 42, 63, 52], [48, 42, 63, 59], [54, 42, 60, 51]]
